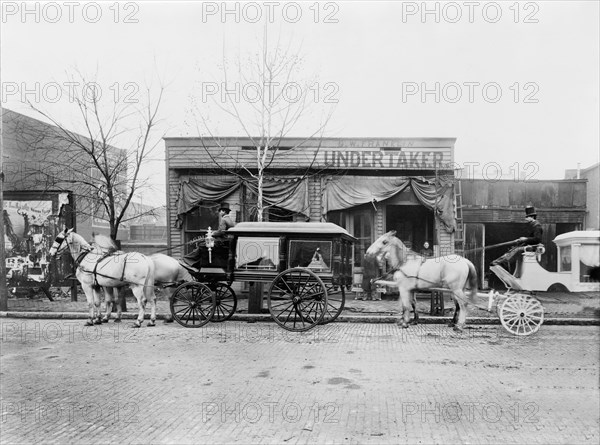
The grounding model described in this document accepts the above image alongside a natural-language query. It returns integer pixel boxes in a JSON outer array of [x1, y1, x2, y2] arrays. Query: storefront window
[[354, 212, 373, 265], [328, 207, 373, 266], [267, 206, 295, 222]]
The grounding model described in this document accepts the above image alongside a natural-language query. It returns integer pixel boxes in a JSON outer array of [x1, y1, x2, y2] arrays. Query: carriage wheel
[[267, 268, 327, 332], [170, 282, 215, 328], [499, 294, 544, 336], [320, 284, 345, 324], [209, 282, 237, 322]]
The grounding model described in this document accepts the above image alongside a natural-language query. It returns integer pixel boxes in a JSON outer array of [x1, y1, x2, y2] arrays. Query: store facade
[[165, 137, 458, 266]]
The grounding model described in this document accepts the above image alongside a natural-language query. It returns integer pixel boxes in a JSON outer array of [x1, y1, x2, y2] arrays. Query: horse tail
[[143, 254, 156, 299], [466, 259, 478, 303]]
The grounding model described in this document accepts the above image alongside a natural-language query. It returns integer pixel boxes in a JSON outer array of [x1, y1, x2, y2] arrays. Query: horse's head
[[365, 231, 410, 267], [48, 228, 73, 258], [366, 231, 397, 261]]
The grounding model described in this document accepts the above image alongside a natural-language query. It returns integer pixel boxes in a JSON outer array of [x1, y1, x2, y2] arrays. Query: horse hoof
[[448, 322, 456, 328], [399, 322, 409, 329], [453, 325, 464, 333], [148, 321, 156, 327], [94, 319, 103, 325], [101, 318, 109, 323], [85, 321, 94, 327], [113, 319, 122, 323], [132, 321, 142, 328], [409, 319, 419, 325]]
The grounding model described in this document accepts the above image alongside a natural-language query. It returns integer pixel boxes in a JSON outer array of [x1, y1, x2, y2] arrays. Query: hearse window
[[288, 240, 332, 271], [559, 246, 571, 272], [236, 237, 280, 270]]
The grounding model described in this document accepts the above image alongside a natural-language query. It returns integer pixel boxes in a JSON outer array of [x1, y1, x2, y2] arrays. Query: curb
[[1, 311, 598, 326]]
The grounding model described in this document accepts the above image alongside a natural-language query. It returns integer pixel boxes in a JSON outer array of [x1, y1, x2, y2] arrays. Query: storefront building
[[165, 137, 458, 266]]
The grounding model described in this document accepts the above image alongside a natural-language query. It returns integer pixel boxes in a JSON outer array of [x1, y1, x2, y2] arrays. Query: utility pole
[[1, 106, 8, 311]]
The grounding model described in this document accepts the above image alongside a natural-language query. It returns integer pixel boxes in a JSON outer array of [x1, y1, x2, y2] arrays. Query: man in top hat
[[491, 206, 543, 271], [212, 203, 235, 237]]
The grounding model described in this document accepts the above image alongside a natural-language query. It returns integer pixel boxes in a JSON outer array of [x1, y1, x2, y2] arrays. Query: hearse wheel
[[170, 282, 216, 328], [209, 282, 237, 322], [267, 268, 327, 332], [320, 284, 345, 324], [499, 294, 544, 336]]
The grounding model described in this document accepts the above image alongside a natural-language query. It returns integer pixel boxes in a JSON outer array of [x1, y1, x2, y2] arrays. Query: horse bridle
[[50, 229, 91, 266]]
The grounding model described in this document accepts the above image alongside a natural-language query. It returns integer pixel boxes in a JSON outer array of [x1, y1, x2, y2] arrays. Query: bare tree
[[13, 72, 165, 240], [189, 27, 335, 221]]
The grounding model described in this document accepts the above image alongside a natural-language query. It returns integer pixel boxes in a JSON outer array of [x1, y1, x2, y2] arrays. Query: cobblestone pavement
[[4, 288, 600, 320], [1, 320, 598, 444]]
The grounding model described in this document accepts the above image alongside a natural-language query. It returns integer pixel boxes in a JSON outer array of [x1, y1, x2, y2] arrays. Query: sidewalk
[[1, 287, 598, 325]]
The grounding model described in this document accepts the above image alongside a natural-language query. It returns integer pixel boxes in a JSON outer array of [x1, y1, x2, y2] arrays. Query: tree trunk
[[256, 174, 264, 222]]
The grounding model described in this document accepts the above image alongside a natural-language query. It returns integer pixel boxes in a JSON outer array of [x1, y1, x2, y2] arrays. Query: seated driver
[[182, 204, 236, 268], [491, 206, 543, 272]]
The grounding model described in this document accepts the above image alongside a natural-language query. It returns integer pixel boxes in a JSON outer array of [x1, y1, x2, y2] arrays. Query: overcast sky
[[1, 1, 598, 206]]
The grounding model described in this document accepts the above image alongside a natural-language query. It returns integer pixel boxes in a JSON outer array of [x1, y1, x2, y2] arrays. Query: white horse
[[89, 235, 194, 323], [101, 251, 194, 323], [48, 229, 157, 327], [365, 231, 478, 331]]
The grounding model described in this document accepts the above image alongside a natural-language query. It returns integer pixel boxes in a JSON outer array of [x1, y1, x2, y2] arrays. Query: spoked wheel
[[499, 294, 544, 336], [267, 268, 327, 332], [209, 282, 237, 322], [320, 284, 345, 324], [170, 282, 216, 328]]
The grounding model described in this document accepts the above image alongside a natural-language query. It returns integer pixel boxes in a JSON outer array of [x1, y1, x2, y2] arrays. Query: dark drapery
[[322, 176, 456, 232], [175, 176, 308, 227]]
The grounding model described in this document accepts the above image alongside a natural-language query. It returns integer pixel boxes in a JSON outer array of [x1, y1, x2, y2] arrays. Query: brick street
[[1, 320, 598, 444]]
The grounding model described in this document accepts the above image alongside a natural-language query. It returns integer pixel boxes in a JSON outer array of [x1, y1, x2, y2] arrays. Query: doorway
[[385, 205, 434, 252]]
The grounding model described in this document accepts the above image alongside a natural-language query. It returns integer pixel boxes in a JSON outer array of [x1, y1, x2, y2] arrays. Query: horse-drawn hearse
[[48, 222, 355, 331], [170, 222, 356, 331]]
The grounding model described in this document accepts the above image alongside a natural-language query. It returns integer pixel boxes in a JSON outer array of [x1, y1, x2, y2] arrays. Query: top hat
[[525, 206, 537, 217], [218, 203, 231, 213]]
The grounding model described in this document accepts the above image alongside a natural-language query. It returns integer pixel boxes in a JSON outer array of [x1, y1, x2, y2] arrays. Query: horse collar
[[74, 248, 92, 267]]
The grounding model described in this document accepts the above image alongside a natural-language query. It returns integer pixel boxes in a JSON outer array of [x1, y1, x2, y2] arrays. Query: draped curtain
[[175, 176, 308, 227], [322, 176, 456, 232], [580, 245, 600, 267]]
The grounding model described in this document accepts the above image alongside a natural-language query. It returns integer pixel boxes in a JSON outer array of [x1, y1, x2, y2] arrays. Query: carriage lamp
[[205, 227, 215, 263]]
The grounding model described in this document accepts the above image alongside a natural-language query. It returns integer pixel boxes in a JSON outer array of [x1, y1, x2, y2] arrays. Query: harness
[[61, 235, 136, 287], [89, 252, 128, 287], [371, 254, 438, 287]]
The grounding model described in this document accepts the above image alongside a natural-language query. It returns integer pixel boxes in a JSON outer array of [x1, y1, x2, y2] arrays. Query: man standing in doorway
[[420, 242, 433, 257]]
